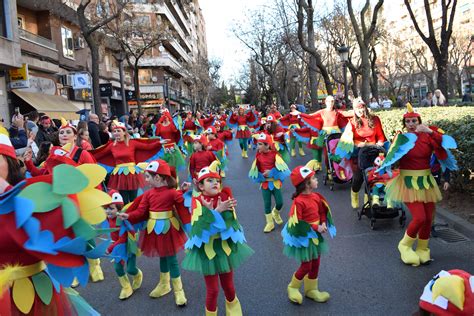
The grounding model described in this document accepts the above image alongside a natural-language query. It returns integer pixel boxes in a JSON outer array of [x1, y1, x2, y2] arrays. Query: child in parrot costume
[[188, 134, 219, 181], [206, 126, 228, 177], [182, 111, 203, 156], [0, 132, 112, 315], [104, 190, 142, 300], [279, 104, 306, 157], [153, 111, 186, 171], [248, 133, 290, 233], [182, 164, 254, 316], [118, 159, 191, 306], [376, 103, 458, 267], [227, 105, 257, 158], [293, 116, 326, 172], [366, 153, 398, 208], [282, 165, 336, 305], [263, 115, 291, 164]]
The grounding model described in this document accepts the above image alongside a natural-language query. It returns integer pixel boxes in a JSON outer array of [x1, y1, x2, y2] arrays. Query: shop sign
[[9, 64, 30, 89]]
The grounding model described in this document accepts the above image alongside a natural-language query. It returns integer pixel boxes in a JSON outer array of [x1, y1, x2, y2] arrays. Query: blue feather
[[153, 219, 165, 234], [442, 135, 457, 149], [439, 150, 458, 172], [293, 130, 310, 143], [299, 118, 321, 132]]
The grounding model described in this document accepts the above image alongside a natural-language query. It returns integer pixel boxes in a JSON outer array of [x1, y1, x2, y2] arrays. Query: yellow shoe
[[304, 276, 330, 303], [88, 259, 104, 282], [263, 213, 275, 233], [351, 190, 359, 209], [206, 308, 218, 316], [131, 269, 143, 290], [299, 148, 306, 156], [118, 275, 133, 300], [364, 193, 369, 204], [225, 296, 243, 316], [171, 276, 187, 306], [415, 238, 431, 264], [243, 150, 248, 158], [287, 274, 303, 304], [149, 272, 171, 298], [291, 149, 296, 157], [71, 278, 79, 288], [398, 232, 420, 266], [271, 207, 283, 225], [372, 195, 380, 207]]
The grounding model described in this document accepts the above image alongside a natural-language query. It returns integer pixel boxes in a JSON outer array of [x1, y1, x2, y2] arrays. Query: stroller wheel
[[370, 219, 376, 230]]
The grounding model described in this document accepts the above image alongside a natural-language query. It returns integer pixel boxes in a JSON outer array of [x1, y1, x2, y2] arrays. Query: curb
[[435, 207, 474, 240]]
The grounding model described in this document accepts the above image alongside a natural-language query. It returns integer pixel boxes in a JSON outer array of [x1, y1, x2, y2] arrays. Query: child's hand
[[200, 198, 214, 210], [118, 213, 129, 220], [181, 182, 191, 191], [318, 222, 328, 233], [216, 197, 237, 213]]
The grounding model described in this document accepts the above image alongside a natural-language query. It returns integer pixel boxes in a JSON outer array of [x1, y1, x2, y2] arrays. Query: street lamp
[[164, 75, 171, 111], [113, 50, 128, 116], [337, 45, 350, 107]]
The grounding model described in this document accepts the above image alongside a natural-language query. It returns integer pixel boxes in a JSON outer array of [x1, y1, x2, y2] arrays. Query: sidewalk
[[435, 206, 474, 240]]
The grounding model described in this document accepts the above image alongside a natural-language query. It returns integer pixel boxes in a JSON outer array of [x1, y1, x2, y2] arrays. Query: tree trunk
[[88, 39, 102, 119], [308, 56, 319, 109], [350, 68, 358, 98], [133, 63, 141, 116], [436, 58, 449, 102], [360, 48, 371, 102], [371, 69, 379, 100]]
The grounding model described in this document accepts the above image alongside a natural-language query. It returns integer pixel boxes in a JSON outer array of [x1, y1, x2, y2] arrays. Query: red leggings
[[204, 271, 236, 312], [406, 202, 435, 239], [295, 257, 321, 280]]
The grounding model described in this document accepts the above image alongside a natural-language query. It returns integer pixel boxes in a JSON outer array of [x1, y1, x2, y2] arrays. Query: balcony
[[156, 5, 192, 52], [139, 52, 182, 71], [19, 28, 58, 60]]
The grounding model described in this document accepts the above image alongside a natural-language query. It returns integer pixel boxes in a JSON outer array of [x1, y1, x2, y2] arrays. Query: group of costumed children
[[3, 102, 468, 316]]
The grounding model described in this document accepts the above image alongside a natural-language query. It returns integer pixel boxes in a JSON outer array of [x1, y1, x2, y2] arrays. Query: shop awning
[[12, 90, 80, 120], [70, 101, 92, 111]]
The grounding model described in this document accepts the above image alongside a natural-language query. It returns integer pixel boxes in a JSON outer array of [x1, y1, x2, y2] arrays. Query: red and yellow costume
[[124, 159, 190, 305], [228, 107, 257, 158], [189, 135, 218, 180], [283, 166, 336, 305], [377, 103, 458, 267], [279, 108, 306, 157]]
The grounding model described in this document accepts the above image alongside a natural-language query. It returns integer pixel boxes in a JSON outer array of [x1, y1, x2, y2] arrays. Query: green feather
[[61, 197, 79, 228], [286, 220, 312, 237], [162, 219, 171, 234], [404, 176, 413, 189], [31, 272, 53, 305], [18, 182, 62, 213]]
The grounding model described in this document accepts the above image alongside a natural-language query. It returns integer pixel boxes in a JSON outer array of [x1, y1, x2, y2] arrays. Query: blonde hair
[[113, 127, 130, 146]]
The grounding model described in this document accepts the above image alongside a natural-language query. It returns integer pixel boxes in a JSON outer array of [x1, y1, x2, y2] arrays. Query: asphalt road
[[79, 141, 473, 315]]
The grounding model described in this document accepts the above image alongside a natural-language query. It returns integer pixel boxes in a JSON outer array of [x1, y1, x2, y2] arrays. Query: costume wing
[[376, 133, 417, 175]]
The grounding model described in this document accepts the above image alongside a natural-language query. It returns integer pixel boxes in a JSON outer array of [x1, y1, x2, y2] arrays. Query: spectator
[[381, 95, 392, 108], [35, 116, 55, 146], [369, 97, 380, 109], [9, 114, 27, 149], [87, 114, 101, 148], [396, 95, 404, 108], [76, 128, 93, 150], [98, 122, 110, 145], [432, 89, 446, 106], [296, 103, 306, 113], [25, 110, 39, 135], [420, 92, 433, 107], [33, 141, 52, 166]]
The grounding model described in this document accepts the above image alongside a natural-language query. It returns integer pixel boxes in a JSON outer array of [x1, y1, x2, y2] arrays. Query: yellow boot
[[298, 147, 305, 156], [304, 276, 330, 303], [71, 278, 79, 288], [364, 193, 369, 204], [372, 195, 380, 207], [263, 213, 275, 233], [149, 272, 171, 298], [291, 148, 296, 157], [131, 269, 143, 290], [241, 150, 245, 158], [271, 207, 284, 225], [206, 308, 218, 316], [171, 276, 187, 306], [415, 238, 431, 264], [350, 190, 359, 209], [88, 258, 104, 282], [398, 232, 420, 266], [225, 296, 243, 316], [118, 275, 133, 300], [287, 274, 303, 304]]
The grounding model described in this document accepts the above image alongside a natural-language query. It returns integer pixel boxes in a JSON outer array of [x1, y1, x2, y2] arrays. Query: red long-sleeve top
[[229, 111, 256, 126], [126, 186, 190, 225], [268, 111, 282, 120], [281, 113, 301, 127], [199, 116, 214, 129], [268, 125, 286, 143], [198, 189, 232, 209], [291, 192, 328, 230], [256, 150, 277, 173], [349, 116, 386, 145], [70, 145, 96, 164], [183, 119, 198, 132], [189, 150, 217, 178], [93, 140, 152, 165], [208, 138, 225, 152], [399, 131, 443, 170], [155, 123, 180, 143], [311, 109, 349, 129], [217, 130, 233, 142]]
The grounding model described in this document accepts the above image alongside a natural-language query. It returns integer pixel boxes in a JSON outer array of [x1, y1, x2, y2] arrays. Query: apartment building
[[0, 0, 21, 124], [126, 0, 208, 113], [381, 0, 474, 98]]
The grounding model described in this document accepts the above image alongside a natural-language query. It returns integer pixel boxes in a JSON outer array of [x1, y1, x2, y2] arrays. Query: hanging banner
[[72, 73, 91, 89], [9, 64, 30, 89]]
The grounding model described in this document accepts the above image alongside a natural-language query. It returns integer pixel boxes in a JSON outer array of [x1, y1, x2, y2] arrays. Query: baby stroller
[[323, 133, 353, 191], [358, 145, 406, 230]]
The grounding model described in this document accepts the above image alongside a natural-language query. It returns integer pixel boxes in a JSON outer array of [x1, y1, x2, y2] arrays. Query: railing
[[19, 28, 57, 50]]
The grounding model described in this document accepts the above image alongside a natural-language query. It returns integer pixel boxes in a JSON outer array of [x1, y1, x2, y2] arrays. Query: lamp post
[[337, 46, 349, 107], [113, 51, 128, 117], [164, 75, 171, 111]]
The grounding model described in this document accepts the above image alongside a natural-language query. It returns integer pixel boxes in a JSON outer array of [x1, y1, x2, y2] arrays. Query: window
[[0, 0, 8, 37], [17, 15, 24, 29], [61, 26, 74, 59]]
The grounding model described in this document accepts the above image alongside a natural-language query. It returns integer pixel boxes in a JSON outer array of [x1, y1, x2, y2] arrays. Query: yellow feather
[[432, 275, 465, 311], [0, 264, 22, 296]]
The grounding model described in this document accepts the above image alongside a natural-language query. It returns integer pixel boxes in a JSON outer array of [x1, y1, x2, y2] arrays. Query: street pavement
[[79, 141, 473, 315]]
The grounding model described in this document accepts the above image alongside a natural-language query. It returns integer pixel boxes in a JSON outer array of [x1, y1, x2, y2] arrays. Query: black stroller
[[323, 133, 352, 191], [357, 145, 406, 230]]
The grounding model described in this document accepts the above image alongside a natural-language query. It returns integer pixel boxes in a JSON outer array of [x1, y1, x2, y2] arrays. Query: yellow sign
[[9, 64, 30, 89]]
